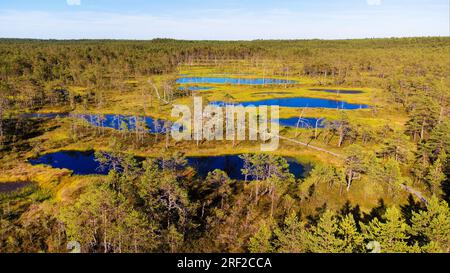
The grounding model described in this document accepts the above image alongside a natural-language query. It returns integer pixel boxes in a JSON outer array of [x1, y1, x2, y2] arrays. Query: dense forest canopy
[[0, 37, 449, 253], [1, 37, 448, 112]]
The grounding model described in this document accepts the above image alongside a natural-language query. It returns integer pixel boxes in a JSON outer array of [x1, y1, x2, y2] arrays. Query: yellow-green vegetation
[[0, 38, 449, 253]]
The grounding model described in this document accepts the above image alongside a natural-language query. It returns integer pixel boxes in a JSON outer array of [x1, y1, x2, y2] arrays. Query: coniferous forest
[[0, 37, 449, 254]]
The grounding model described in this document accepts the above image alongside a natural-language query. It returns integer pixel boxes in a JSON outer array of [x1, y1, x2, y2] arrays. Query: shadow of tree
[[339, 201, 363, 229], [361, 199, 386, 223], [400, 195, 426, 225], [442, 162, 450, 203], [306, 202, 327, 227], [1, 118, 53, 153]]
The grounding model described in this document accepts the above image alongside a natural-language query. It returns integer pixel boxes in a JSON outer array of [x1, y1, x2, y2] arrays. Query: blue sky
[[0, 0, 448, 40]]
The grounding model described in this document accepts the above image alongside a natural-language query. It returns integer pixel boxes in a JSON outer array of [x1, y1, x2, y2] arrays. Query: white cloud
[[66, 0, 81, 6], [0, 6, 448, 40], [367, 0, 382, 5]]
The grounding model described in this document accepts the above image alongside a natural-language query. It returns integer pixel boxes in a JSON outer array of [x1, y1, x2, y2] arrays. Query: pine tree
[[426, 157, 446, 196], [405, 95, 440, 142], [362, 207, 412, 253], [344, 145, 369, 191], [202, 170, 233, 210], [59, 185, 157, 253], [338, 214, 365, 253], [163, 225, 184, 253], [249, 221, 273, 253], [370, 158, 404, 196], [425, 121, 450, 161], [306, 210, 345, 253], [378, 131, 412, 163], [410, 196, 450, 253], [273, 212, 307, 253]]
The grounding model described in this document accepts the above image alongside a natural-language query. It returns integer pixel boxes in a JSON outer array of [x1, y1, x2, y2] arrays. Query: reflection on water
[[211, 97, 369, 110], [24, 113, 175, 133], [29, 151, 310, 179], [188, 155, 309, 180], [278, 117, 326, 128]]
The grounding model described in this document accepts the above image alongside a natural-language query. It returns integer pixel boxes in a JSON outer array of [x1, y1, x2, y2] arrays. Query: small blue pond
[[23, 111, 331, 132], [29, 151, 110, 175], [24, 113, 176, 133], [187, 156, 308, 180], [29, 151, 309, 179], [176, 77, 297, 85], [210, 97, 368, 110], [75, 114, 172, 133], [277, 117, 326, 128]]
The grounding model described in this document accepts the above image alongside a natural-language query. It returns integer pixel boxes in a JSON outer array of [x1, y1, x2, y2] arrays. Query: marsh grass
[[1, 64, 418, 212]]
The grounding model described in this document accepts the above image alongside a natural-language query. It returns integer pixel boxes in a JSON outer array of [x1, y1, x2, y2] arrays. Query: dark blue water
[[309, 89, 364, 94], [29, 151, 308, 179], [23, 112, 329, 133], [187, 156, 308, 180], [24, 113, 175, 133], [177, 77, 297, 85], [75, 114, 171, 133], [278, 117, 326, 128], [29, 151, 110, 175], [210, 97, 368, 110]]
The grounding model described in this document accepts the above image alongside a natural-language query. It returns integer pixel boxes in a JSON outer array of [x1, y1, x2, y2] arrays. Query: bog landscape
[[0, 1, 449, 255]]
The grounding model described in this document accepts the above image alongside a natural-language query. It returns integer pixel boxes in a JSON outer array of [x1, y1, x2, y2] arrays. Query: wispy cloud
[[366, 0, 382, 6], [0, 3, 447, 40], [66, 0, 81, 6]]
